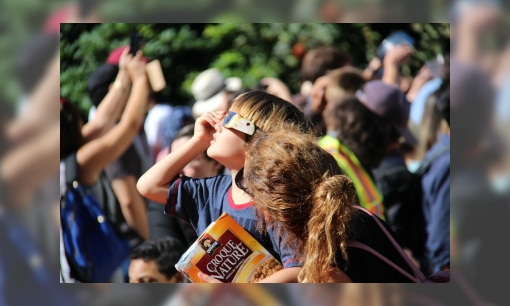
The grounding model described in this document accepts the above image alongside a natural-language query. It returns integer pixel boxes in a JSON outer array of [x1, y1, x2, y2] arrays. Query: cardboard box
[[176, 212, 283, 283], [145, 59, 166, 92]]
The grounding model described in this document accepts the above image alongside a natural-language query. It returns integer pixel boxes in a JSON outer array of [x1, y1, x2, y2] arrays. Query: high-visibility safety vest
[[318, 135, 386, 220]]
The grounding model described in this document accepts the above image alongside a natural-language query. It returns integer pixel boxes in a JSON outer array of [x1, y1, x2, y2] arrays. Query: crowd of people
[[60, 34, 452, 283]]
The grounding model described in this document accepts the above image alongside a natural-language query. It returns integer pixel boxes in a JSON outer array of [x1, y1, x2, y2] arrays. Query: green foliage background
[[60, 23, 450, 118]]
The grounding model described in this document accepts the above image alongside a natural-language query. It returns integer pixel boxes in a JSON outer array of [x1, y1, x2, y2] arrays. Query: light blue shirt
[[410, 78, 443, 126], [495, 72, 510, 123]]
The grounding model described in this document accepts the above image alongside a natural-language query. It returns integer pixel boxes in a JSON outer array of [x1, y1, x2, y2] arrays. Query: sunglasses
[[222, 111, 256, 136]]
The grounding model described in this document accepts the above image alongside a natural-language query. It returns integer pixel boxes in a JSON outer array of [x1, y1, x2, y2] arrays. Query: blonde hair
[[228, 91, 309, 138], [244, 128, 356, 283]]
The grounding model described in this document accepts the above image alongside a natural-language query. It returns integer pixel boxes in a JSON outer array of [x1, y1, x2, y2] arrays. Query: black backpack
[[390, 143, 450, 274]]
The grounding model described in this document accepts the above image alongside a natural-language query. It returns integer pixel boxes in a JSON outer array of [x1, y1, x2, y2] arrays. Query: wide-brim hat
[[192, 90, 225, 118], [191, 68, 226, 118]]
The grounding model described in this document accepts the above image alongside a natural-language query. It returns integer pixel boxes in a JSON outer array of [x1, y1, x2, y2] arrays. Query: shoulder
[[423, 138, 450, 178], [205, 174, 232, 188], [348, 209, 378, 236], [180, 175, 232, 193], [424, 136, 450, 164], [318, 135, 339, 147], [347, 209, 397, 249], [339, 208, 415, 282]]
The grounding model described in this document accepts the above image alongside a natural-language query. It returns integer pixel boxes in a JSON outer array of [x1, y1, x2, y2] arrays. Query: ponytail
[[299, 174, 356, 283], [244, 128, 357, 282]]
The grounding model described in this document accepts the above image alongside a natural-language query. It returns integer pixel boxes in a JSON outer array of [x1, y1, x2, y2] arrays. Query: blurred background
[[59, 23, 449, 119], [1, 0, 510, 306]]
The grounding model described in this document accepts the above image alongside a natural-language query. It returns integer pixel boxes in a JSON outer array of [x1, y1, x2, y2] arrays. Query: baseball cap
[[191, 68, 226, 118], [356, 80, 418, 145]]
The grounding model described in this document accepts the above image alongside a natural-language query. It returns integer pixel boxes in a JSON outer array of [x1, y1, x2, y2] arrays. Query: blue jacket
[[421, 134, 450, 272]]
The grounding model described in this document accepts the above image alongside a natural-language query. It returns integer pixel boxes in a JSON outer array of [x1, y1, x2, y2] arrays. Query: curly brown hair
[[244, 128, 357, 283], [332, 97, 399, 169]]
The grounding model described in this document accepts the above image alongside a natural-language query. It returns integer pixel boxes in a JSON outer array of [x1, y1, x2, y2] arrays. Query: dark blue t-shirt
[[165, 175, 300, 268]]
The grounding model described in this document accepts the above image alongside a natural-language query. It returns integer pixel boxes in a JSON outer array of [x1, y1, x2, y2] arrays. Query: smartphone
[[129, 32, 141, 55], [377, 31, 416, 59]]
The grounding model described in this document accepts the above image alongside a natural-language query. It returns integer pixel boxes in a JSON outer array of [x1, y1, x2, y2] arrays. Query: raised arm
[[77, 51, 149, 185], [381, 44, 413, 86], [81, 47, 133, 142], [137, 111, 225, 204]]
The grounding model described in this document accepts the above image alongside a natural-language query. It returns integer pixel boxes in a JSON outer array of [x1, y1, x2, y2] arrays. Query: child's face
[[128, 259, 182, 283], [207, 111, 247, 170]]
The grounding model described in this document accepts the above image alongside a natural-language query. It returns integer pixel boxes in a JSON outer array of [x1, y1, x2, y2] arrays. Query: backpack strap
[[63, 152, 79, 186], [346, 241, 420, 283], [61, 152, 78, 207], [99, 174, 118, 223], [349, 206, 427, 282], [99, 174, 143, 247]]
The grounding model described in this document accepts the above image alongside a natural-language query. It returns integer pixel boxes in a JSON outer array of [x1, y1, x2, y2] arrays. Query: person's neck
[[326, 129, 340, 139], [230, 168, 252, 204]]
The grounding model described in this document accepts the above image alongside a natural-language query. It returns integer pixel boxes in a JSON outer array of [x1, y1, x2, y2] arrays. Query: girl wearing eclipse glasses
[[137, 91, 309, 283]]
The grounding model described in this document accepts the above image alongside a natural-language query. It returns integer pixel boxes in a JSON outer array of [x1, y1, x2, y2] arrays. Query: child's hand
[[193, 111, 226, 144], [198, 272, 223, 283]]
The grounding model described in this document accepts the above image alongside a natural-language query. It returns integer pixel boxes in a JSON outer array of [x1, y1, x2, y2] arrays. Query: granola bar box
[[175, 212, 283, 283]]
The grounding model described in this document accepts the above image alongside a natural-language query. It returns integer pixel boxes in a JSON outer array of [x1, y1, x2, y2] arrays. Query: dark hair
[[301, 47, 351, 83], [333, 97, 399, 169], [60, 98, 84, 159], [435, 74, 450, 126], [129, 237, 184, 279], [324, 67, 366, 131], [86, 64, 119, 108], [441, 55, 450, 77], [252, 81, 269, 92], [326, 67, 366, 97], [170, 124, 195, 144]]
